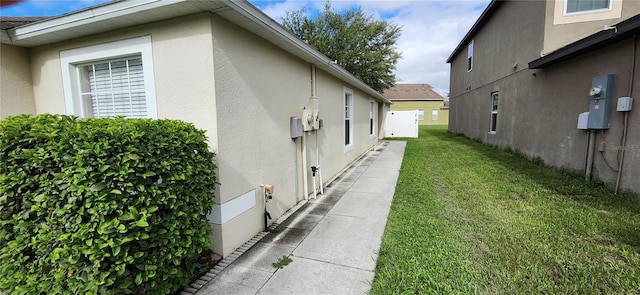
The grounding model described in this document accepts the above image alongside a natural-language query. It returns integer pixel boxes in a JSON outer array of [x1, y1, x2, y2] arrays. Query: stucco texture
[[7, 10, 385, 257], [27, 13, 218, 148], [449, 0, 640, 194], [1, 44, 36, 119], [545, 0, 640, 54], [210, 14, 381, 256]]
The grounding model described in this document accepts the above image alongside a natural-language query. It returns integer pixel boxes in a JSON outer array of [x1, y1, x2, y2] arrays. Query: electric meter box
[[587, 74, 614, 129]]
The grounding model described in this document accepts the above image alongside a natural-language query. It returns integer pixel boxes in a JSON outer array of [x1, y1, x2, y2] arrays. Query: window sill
[[344, 144, 354, 154], [488, 131, 497, 135]]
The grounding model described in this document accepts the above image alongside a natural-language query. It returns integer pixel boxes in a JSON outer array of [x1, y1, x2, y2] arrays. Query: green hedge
[[0, 114, 218, 295]]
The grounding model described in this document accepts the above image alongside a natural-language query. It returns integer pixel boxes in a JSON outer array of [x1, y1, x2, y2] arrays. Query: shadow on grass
[[419, 126, 640, 252]]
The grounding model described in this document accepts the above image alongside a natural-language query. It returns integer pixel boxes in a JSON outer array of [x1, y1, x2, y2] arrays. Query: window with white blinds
[[60, 36, 157, 119], [80, 56, 147, 118]]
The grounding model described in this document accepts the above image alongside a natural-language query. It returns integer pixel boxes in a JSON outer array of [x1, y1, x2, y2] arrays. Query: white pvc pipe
[[319, 165, 324, 195], [312, 172, 317, 199], [302, 132, 308, 200]]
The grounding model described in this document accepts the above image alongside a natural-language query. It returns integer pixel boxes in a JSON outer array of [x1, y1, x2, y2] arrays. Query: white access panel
[[385, 110, 419, 138], [577, 112, 589, 130]]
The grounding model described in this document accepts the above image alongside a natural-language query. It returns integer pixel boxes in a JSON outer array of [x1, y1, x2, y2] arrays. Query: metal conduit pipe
[[615, 35, 637, 193], [585, 130, 596, 181]]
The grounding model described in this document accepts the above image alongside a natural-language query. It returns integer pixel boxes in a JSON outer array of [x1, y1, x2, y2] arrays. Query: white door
[[385, 110, 419, 138]]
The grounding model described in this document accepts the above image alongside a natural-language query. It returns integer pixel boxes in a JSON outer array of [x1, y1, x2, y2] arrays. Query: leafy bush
[[0, 114, 218, 295]]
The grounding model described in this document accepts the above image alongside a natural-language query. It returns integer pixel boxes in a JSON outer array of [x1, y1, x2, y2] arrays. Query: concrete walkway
[[193, 140, 406, 295]]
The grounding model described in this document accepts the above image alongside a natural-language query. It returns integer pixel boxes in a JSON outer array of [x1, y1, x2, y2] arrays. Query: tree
[[282, 2, 402, 93]]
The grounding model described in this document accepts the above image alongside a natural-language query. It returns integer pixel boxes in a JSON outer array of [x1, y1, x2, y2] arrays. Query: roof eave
[[529, 14, 640, 69], [446, 0, 502, 64], [225, 1, 391, 103], [1, 0, 390, 104]]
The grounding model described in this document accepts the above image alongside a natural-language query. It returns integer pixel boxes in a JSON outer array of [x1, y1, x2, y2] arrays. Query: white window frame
[[564, 0, 611, 15], [369, 99, 377, 139], [490, 91, 498, 133], [432, 109, 439, 121], [467, 40, 473, 72], [344, 87, 354, 153], [554, 0, 620, 24], [60, 36, 157, 119], [417, 109, 425, 121]]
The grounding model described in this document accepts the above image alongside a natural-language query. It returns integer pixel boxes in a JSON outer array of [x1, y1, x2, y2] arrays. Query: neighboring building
[[384, 84, 449, 125], [447, 0, 640, 194], [0, 1, 391, 257]]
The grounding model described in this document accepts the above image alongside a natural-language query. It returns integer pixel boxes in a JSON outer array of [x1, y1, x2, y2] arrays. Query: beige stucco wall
[[209, 15, 381, 256], [15, 10, 384, 257], [28, 12, 218, 150], [543, 0, 640, 54], [391, 100, 449, 125], [1, 44, 36, 119]]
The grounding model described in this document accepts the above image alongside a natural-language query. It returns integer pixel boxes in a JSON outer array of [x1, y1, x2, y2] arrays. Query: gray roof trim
[[0, 0, 390, 103], [446, 0, 502, 64], [529, 13, 640, 69]]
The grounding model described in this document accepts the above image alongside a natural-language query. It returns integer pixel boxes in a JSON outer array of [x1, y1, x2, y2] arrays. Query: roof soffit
[[1, 0, 389, 103]]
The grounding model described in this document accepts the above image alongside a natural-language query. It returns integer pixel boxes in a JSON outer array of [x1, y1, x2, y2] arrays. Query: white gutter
[[2, 0, 391, 104], [7, 0, 165, 41]]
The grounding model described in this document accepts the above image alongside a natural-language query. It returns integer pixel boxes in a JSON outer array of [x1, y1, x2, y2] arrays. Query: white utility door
[[385, 110, 419, 138]]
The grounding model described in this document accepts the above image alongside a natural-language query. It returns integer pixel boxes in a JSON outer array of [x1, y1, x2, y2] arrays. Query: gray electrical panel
[[587, 74, 614, 129], [290, 116, 303, 138]]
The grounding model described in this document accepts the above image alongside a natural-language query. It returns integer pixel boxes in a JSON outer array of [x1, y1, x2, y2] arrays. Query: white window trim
[[369, 98, 377, 139], [344, 87, 354, 153], [490, 92, 498, 133], [432, 109, 439, 121], [554, 0, 621, 24], [563, 0, 612, 16], [417, 109, 425, 121], [60, 36, 158, 119], [467, 40, 473, 72]]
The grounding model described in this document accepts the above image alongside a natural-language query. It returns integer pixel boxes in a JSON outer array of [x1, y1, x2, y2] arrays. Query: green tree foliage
[[282, 1, 402, 92]]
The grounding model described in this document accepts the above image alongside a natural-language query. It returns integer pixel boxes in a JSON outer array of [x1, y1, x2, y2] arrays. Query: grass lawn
[[371, 125, 640, 294]]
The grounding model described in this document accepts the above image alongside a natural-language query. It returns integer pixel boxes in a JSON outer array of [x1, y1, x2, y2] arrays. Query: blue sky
[[0, 0, 489, 96]]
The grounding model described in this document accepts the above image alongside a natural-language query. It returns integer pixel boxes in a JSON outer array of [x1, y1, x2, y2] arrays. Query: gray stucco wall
[[449, 1, 640, 194], [449, 0, 546, 138]]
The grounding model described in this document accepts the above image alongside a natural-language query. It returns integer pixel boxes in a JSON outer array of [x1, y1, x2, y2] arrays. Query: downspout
[[615, 35, 637, 193]]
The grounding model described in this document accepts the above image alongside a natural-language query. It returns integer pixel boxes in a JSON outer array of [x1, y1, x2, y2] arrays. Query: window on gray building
[[467, 40, 474, 72], [490, 92, 498, 132], [566, 0, 610, 14]]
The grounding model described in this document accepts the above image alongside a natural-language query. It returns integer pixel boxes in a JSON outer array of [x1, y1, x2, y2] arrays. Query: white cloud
[[250, 0, 490, 97]]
